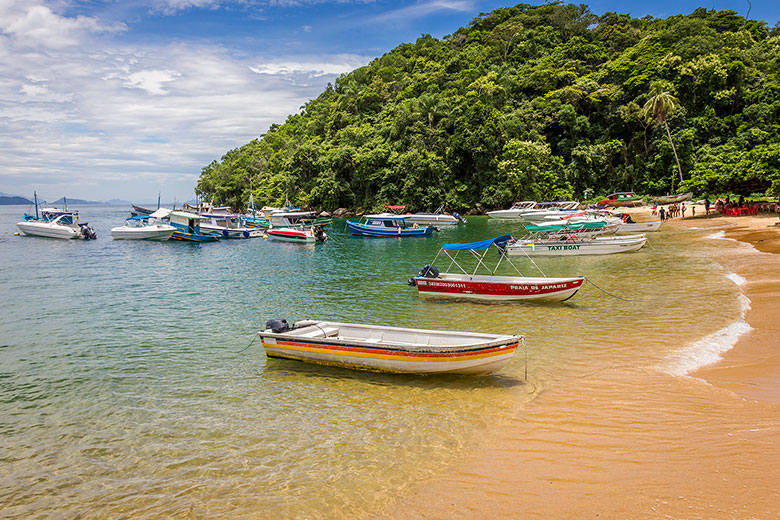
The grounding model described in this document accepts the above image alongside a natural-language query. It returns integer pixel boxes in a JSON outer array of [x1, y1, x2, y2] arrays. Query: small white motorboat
[[505, 234, 647, 256], [486, 201, 537, 219], [16, 192, 97, 239], [266, 225, 327, 243], [398, 205, 466, 226], [258, 319, 522, 375], [110, 215, 176, 240]]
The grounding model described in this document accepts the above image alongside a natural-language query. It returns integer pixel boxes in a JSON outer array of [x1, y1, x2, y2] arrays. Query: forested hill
[[196, 3, 780, 213]]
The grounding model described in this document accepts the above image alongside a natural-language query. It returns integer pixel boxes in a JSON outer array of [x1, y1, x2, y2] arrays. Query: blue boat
[[162, 210, 220, 242], [346, 214, 434, 237]]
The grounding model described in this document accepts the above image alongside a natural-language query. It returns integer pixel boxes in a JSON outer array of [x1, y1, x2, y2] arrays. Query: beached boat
[[618, 221, 661, 233], [110, 215, 176, 240], [486, 201, 537, 219], [258, 319, 522, 375], [649, 192, 692, 204], [153, 209, 219, 242], [266, 225, 328, 243], [16, 192, 96, 239], [200, 212, 260, 238], [398, 205, 466, 226], [408, 235, 584, 302], [505, 233, 647, 256], [597, 192, 645, 207], [346, 214, 434, 237]]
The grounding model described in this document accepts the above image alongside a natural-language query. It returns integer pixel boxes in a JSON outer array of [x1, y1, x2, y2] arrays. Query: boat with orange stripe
[[258, 319, 522, 375]]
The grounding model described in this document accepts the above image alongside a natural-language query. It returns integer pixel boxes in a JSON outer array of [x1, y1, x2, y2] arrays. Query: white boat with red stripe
[[409, 234, 584, 302]]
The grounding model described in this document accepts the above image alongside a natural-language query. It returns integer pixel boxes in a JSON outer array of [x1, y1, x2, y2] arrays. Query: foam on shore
[[664, 284, 751, 377]]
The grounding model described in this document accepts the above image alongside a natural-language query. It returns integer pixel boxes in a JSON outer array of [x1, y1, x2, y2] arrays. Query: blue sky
[[1, 1, 777, 203]]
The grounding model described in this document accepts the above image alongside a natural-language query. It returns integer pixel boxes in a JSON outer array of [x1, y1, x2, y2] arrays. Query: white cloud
[[368, 0, 474, 23], [0, 2, 126, 49], [0, 2, 373, 201]]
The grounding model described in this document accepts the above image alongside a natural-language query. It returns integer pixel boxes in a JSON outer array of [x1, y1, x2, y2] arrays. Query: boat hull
[[405, 214, 460, 226], [617, 221, 661, 233], [110, 226, 175, 240], [16, 221, 80, 239], [266, 228, 317, 242], [346, 221, 433, 237], [258, 321, 520, 375], [171, 231, 220, 242], [506, 237, 646, 256], [650, 192, 692, 204], [413, 273, 584, 302]]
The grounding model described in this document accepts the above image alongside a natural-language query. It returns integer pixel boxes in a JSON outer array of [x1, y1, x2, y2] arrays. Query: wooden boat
[[154, 209, 219, 242], [258, 319, 522, 375], [199, 212, 260, 238], [346, 214, 434, 237], [409, 235, 584, 302], [505, 234, 647, 256], [649, 192, 692, 204], [110, 215, 175, 240], [597, 192, 644, 207]]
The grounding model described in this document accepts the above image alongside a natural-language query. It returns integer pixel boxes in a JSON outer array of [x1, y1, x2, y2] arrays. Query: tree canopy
[[196, 3, 780, 212]]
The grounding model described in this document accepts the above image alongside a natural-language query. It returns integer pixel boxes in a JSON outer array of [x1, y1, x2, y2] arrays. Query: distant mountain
[[0, 195, 32, 205], [106, 199, 132, 206], [50, 197, 105, 205]]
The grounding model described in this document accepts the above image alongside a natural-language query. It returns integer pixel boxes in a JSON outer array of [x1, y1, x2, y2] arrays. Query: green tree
[[643, 86, 684, 184]]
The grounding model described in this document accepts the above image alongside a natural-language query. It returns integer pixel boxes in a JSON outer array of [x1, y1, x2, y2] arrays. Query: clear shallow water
[[0, 205, 743, 518]]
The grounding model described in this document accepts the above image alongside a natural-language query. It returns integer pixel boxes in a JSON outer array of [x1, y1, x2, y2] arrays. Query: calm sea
[[0, 205, 744, 519]]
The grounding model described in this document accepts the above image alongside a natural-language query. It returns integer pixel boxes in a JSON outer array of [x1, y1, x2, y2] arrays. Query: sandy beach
[[384, 206, 780, 519]]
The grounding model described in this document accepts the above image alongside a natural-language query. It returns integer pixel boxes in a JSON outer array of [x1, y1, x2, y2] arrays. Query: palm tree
[[643, 89, 683, 184]]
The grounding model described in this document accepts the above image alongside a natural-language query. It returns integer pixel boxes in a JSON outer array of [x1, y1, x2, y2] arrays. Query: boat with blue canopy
[[408, 234, 584, 302], [152, 209, 219, 242], [346, 214, 434, 237]]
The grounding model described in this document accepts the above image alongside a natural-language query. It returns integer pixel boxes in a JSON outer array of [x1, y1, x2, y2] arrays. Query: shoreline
[[383, 206, 780, 519]]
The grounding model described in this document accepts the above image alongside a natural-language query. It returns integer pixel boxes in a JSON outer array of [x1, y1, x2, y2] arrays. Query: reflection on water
[[0, 206, 742, 518]]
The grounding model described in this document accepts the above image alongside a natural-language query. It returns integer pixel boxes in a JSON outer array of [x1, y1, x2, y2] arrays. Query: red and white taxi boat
[[409, 234, 584, 302]]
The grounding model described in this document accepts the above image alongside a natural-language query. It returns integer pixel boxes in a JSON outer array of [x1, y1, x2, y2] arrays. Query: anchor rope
[[238, 335, 256, 353], [584, 276, 634, 302]]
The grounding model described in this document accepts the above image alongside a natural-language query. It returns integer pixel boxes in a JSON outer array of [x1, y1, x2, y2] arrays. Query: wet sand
[[382, 206, 780, 519]]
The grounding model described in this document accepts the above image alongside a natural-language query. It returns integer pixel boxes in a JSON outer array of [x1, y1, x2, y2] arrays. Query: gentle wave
[[663, 293, 751, 376], [725, 272, 747, 286], [705, 230, 729, 240]]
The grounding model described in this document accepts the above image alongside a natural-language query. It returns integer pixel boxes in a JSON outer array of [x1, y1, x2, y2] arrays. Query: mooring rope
[[238, 334, 256, 353], [584, 276, 634, 302]]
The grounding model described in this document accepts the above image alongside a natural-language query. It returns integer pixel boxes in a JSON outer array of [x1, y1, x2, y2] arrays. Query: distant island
[[0, 195, 32, 205]]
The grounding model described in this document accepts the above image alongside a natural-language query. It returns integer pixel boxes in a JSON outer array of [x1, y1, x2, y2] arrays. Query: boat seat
[[298, 326, 339, 338]]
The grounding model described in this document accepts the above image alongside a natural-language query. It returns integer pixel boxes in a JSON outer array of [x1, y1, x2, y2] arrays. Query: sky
[[1, 0, 777, 203]]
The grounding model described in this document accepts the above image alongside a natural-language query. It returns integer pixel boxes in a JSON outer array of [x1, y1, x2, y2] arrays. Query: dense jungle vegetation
[[195, 2, 780, 212]]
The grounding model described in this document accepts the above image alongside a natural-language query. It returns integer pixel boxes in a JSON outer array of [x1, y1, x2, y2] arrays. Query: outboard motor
[[80, 224, 97, 240], [409, 264, 439, 286], [313, 225, 328, 242], [420, 264, 439, 278], [452, 212, 467, 224], [265, 319, 290, 333]]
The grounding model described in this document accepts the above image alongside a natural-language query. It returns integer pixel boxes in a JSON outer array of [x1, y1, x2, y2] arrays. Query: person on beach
[[704, 198, 710, 216], [652, 202, 657, 216], [681, 203, 686, 218], [659, 207, 665, 221], [692, 206, 695, 218]]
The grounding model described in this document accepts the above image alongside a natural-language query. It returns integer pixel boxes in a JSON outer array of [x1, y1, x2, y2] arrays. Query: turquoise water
[[0, 205, 743, 518]]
